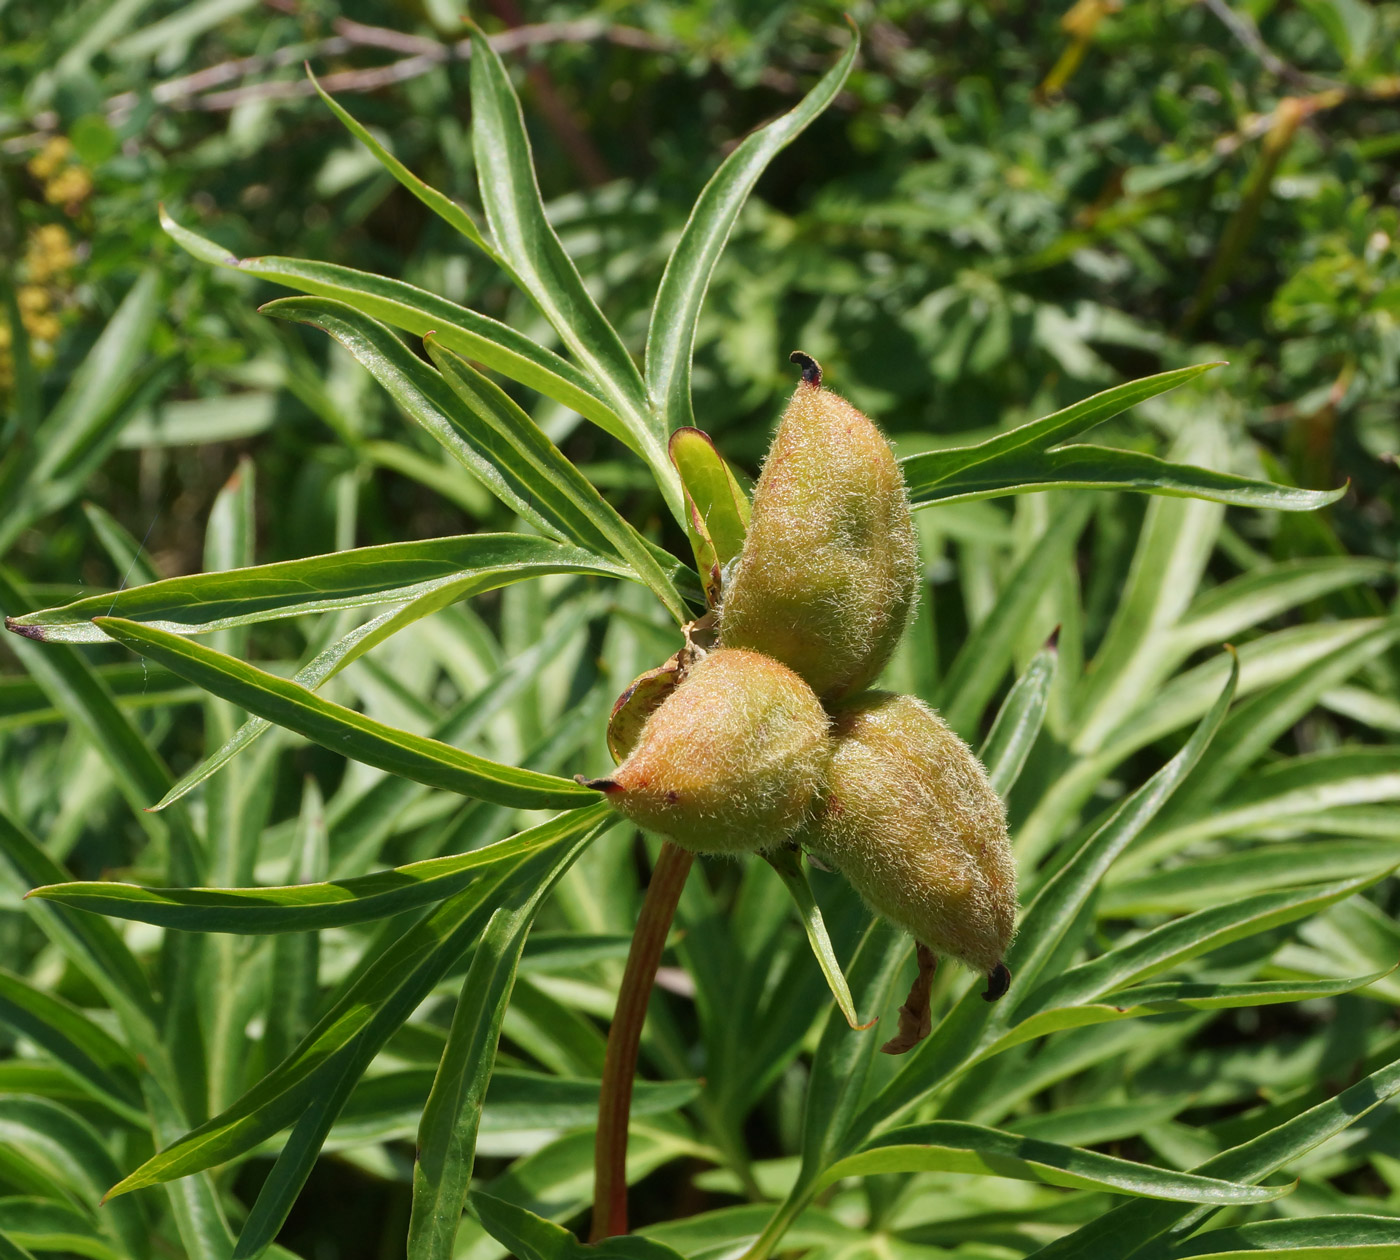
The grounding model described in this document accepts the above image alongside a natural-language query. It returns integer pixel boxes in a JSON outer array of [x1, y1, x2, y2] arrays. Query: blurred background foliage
[[3, 0, 1397, 581], [2, 1, 1400, 1257]]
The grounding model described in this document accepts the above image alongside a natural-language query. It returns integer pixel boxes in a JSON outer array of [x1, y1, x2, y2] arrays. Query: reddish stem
[[590, 841, 693, 1240]]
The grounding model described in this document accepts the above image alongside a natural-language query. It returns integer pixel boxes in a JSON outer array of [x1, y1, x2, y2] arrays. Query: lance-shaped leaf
[[92, 617, 596, 810], [471, 1191, 687, 1260], [228, 825, 600, 1260], [0, 1097, 149, 1259], [908, 444, 1344, 511], [0, 969, 144, 1121], [7, 533, 628, 644], [465, 20, 683, 521], [903, 363, 1224, 490], [1013, 869, 1396, 1024], [308, 70, 494, 259], [976, 969, 1393, 1062], [425, 338, 687, 622], [978, 638, 1058, 797], [101, 832, 585, 1202], [158, 209, 634, 452], [262, 298, 679, 603], [408, 813, 627, 1258], [30, 805, 614, 934], [1162, 1215, 1400, 1258], [646, 24, 858, 434], [1101, 839, 1400, 916], [940, 503, 1088, 737], [762, 847, 873, 1033], [668, 427, 750, 603], [1027, 1052, 1400, 1258], [819, 1121, 1288, 1204]]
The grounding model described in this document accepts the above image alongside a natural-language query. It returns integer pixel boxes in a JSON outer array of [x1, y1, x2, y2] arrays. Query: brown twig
[[1, 19, 671, 152], [1201, 0, 1332, 90], [590, 840, 693, 1241]]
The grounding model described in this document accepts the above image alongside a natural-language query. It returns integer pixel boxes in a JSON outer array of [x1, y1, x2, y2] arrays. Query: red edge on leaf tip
[[4, 617, 44, 641], [575, 775, 622, 795]]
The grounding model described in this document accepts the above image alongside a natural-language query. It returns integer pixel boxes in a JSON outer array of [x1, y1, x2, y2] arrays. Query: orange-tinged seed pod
[[583, 648, 830, 854], [798, 691, 1016, 997], [718, 353, 919, 701]]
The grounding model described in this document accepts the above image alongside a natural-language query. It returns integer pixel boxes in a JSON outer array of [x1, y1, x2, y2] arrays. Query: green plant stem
[[742, 1188, 811, 1260], [1180, 95, 1308, 334], [590, 840, 693, 1240]]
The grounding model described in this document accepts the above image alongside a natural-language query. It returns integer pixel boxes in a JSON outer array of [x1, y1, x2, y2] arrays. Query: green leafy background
[[1, 3, 1398, 1259]]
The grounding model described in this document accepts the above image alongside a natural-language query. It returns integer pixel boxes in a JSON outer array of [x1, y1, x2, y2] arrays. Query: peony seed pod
[[797, 691, 1016, 999], [718, 352, 919, 701], [582, 648, 829, 854]]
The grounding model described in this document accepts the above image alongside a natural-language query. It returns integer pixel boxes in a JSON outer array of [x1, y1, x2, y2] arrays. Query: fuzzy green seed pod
[[582, 648, 830, 854], [798, 691, 1016, 998], [718, 353, 919, 701]]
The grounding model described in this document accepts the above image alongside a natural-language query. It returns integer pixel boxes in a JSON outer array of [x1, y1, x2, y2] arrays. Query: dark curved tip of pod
[[982, 962, 1011, 1002], [576, 775, 622, 795], [789, 350, 822, 387]]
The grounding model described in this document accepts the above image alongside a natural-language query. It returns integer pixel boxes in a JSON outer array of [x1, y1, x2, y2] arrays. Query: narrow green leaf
[[1155, 619, 1400, 823], [1171, 558, 1392, 653], [1028, 1052, 1400, 1258], [799, 924, 910, 1178], [821, 1120, 1288, 1203], [762, 848, 871, 1032], [425, 339, 687, 621], [1011, 651, 1242, 999], [470, 1190, 687, 1260], [92, 617, 596, 810], [903, 363, 1224, 490], [104, 843, 562, 1199], [265, 778, 327, 1068], [978, 639, 1058, 796], [29, 271, 160, 488], [0, 969, 144, 1120], [1016, 871, 1393, 1024], [0, 1198, 122, 1260], [1101, 840, 1400, 916], [668, 427, 751, 598], [0, 1098, 149, 1259], [1163, 1215, 1400, 1258], [309, 70, 493, 256], [0, 812, 156, 1038], [940, 501, 1089, 736], [81, 503, 160, 587], [231, 828, 599, 1260], [0, 1228, 39, 1260], [407, 814, 619, 1259], [980, 968, 1391, 1061], [909, 444, 1344, 511], [645, 26, 858, 433], [159, 208, 633, 452], [31, 805, 614, 933], [466, 21, 682, 519], [7, 533, 627, 644]]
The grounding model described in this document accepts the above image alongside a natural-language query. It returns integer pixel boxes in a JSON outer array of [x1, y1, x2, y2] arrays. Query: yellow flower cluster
[[27, 137, 94, 209], [1, 224, 80, 392]]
